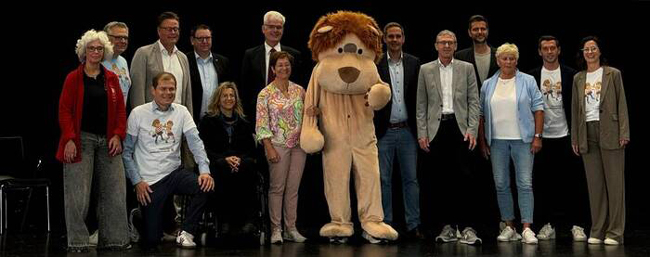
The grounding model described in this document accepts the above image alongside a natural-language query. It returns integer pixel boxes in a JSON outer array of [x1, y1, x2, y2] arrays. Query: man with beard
[[455, 15, 498, 87]]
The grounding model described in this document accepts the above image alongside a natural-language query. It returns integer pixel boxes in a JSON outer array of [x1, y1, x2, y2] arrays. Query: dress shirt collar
[[157, 40, 178, 55]]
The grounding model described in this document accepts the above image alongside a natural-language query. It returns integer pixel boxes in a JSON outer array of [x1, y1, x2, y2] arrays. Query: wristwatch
[[534, 133, 543, 138]]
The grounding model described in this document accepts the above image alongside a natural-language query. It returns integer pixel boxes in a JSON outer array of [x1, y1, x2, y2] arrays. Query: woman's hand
[[306, 106, 320, 117], [572, 144, 580, 156], [225, 156, 241, 172], [620, 139, 629, 148], [108, 135, 122, 156], [265, 145, 280, 163], [64, 140, 77, 163]]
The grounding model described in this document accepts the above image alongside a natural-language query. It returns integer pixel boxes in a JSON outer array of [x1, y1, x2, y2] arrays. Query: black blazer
[[240, 44, 301, 115], [186, 51, 232, 122], [528, 64, 577, 127], [454, 46, 499, 87], [198, 114, 256, 176], [374, 52, 421, 139]]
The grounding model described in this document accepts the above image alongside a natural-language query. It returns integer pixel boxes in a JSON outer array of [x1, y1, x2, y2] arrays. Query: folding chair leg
[[1, 187, 4, 235]]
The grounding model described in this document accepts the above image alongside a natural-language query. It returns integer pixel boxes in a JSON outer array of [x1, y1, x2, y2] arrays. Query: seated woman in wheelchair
[[199, 82, 259, 238]]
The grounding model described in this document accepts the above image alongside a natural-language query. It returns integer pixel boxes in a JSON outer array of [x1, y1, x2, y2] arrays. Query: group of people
[[55, 10, 629, 253]]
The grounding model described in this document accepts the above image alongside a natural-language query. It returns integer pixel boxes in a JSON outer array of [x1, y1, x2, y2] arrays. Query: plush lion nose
[[343, 43, 357, 53], [338, 67, 360, 83]]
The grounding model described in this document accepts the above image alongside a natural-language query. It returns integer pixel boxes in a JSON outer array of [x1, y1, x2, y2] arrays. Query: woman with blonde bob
[[478, 43, 544, 244], [56, 29, 129, 252], [198, 82, 259, 238]]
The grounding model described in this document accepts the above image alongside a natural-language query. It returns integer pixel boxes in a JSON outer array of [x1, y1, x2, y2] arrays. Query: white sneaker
[[571, 226, 587, 242], [604, 238, 620, 245], [362, 231, 382, 244], [587, 237, 602, 244], [176, 230, 196, 248], [436, 225, 458, 243], [522, 228, 538, 244], [271, 229, 283, 244], [497, 226, 520, 242], [89, 231, 98, 246], [536, 223, 555, 240], [283, 229, 307, 243]]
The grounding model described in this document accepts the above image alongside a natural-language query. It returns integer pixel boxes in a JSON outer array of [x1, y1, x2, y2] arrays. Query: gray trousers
[[63, 132, 128, 248], [582, 122, 625, 243]]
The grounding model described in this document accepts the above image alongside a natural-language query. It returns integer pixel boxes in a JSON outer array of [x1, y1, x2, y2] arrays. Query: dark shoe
[[67, 246, 89, 253], [406, 227, 425, 240]]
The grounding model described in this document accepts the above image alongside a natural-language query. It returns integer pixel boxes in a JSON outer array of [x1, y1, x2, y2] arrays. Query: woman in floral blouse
[[256, 51, 307, 244]]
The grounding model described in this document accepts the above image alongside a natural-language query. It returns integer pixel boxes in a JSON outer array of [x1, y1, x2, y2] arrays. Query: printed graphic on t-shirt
[[110, 63, 131, 85], [150, 119, 176, 146], [541, 79, 562, 108], [584, 81, 602, 104]]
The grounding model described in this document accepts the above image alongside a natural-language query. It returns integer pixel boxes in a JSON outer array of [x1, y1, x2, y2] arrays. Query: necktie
[[267, 48, 277, 85]]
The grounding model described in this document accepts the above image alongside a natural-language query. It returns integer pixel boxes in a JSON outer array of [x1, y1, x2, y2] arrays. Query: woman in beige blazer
[[571, 36, 629, 245]]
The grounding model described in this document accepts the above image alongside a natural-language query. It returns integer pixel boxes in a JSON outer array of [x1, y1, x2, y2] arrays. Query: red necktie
[[267, 48, 277, 85]]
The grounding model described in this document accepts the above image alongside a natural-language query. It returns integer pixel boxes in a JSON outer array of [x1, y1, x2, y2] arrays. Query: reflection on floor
[[1, 230, 649, 257]]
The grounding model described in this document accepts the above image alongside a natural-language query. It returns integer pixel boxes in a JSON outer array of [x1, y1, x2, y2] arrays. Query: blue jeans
[[63, 132, 128, 248], [378, 127, 420, 230], [490, 139, 534, 224]]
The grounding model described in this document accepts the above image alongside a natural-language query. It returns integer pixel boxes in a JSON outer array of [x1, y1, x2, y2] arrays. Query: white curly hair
[[75, 29, 113, 62], [496, 43, 519, 60]]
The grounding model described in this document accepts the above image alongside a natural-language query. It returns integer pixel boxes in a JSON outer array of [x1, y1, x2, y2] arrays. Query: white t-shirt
[[491, 77, 521, 139], [585, 67, 603, 122], [127, 102, 196, 185], [540, 67, 569, 138]]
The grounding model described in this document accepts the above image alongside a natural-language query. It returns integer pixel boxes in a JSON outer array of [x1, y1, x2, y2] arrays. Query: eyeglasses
[[193, 36, 212, 42], [86, 46, 104, 53], [108, 34, 129, 41], [436, 41, 456, 46], [264, 24, 283, 31], [582, 47, 598, 53], [159, 26, 180, 33]]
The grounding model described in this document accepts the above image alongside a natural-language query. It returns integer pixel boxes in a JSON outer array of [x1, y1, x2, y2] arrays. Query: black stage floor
[[2, 229, 649, 257]]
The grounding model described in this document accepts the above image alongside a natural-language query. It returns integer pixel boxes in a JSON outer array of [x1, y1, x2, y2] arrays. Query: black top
[[198, 113, 256, 175], [81, 68, 107, 135]]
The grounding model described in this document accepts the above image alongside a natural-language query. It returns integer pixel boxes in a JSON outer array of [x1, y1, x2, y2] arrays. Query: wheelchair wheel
[[200, 232, 208, 246], [259, 231, 266, 245]]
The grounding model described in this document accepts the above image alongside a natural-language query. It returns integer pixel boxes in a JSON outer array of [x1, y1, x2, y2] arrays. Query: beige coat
[[571, 66, 630, 153]]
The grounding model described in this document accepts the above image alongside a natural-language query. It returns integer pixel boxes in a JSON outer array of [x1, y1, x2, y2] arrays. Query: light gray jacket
[[416, 59, 479, 142]]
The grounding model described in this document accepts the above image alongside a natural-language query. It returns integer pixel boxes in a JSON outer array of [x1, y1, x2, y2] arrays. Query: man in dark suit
[[374, 22, 422, 240], [241, 11, 301, 118], [527, 35, 588, 242], [454, 15, 499, 87], [186, 24, 231, 123]]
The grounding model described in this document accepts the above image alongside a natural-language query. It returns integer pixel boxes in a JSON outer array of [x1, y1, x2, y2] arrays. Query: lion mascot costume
[[300, 11, 398, 243]]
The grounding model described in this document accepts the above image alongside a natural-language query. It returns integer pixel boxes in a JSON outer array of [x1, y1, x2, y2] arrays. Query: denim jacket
[[480, 70, 544, 145]]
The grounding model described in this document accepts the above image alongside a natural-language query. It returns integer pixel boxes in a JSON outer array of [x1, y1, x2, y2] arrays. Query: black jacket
[[374, 52, 421, 139], [198, 114, 256, 175], [454, 46, 499, 87], [240, 44, 301, 115], [186, 51, 232, 123]]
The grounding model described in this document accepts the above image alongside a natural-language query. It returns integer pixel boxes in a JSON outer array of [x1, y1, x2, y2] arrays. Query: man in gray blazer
[[416, 30, 481, 245], [130, 11, 192, 113]]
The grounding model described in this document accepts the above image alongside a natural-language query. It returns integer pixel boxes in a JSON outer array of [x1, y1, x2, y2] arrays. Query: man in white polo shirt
[[122, 72, 213, 248]]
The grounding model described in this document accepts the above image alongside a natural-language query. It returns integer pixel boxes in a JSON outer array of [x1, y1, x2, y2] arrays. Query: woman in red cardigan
[[56, 29, 129, 252]]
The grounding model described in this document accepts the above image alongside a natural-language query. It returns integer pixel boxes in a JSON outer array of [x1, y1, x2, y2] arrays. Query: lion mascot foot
[[361, 221, 399, 241]]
